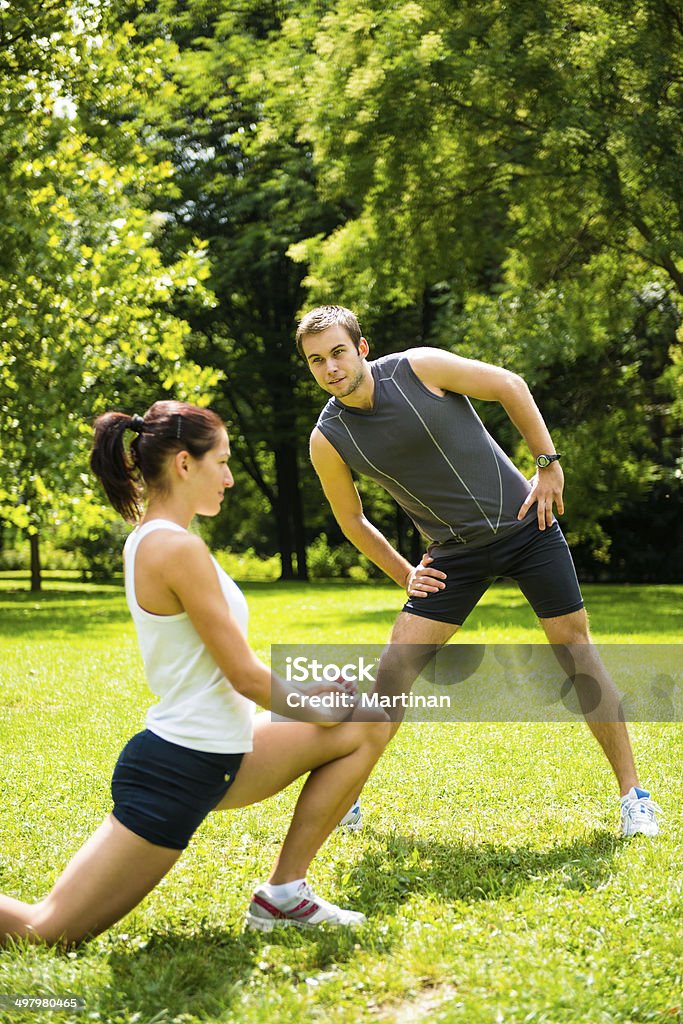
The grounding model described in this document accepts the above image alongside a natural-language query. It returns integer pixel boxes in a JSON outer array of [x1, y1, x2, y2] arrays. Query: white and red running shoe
[[244, 881, 366, 931]]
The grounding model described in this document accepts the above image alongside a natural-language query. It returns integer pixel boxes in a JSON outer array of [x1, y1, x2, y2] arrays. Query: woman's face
[[189, 428, 234, 516]]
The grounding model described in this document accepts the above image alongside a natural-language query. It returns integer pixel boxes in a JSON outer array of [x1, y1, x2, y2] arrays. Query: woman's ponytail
[[90, 412, 144, 522]]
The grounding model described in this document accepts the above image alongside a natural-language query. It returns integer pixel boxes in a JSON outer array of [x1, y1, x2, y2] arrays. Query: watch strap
[[536, 453, 562, 469]]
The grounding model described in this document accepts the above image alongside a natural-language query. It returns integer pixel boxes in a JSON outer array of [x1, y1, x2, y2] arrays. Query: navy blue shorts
[[111, 730, 245, 850], [404, 516, 584, 626]]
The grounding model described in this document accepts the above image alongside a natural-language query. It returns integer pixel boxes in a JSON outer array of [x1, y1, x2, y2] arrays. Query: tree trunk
[[29, 531, 41, 593], [274, 496, 294, 581], [274, 443, 298, 580], [290, 451, 309, 581], [273, 442, 310, 582]]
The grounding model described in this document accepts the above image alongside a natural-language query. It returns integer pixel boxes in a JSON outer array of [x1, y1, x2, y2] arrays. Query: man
[[297, 304, 661, 838]]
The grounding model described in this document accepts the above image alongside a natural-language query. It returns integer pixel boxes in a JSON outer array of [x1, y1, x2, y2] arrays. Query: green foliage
[[0, 542, 81, 574], [306, 534, 375, 580], [1, 0, 681, 584], [291, 0, 683, 307], [279, 0, 683, 568], [213, 547, 281, 582], [99, 0, 345, 578], [62, 518, 130, 581], [435, 268, 682, 561], [0, 2, 220, 586]]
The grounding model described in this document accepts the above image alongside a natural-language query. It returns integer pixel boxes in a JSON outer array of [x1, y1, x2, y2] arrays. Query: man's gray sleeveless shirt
[[316, 353, 534, 555]]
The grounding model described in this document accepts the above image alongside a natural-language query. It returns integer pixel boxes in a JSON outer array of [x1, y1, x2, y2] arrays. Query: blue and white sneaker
[[338, 799, 363, 832], [620, 786, 662, 837]]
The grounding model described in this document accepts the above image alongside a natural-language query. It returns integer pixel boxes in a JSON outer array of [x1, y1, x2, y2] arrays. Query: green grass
[[0, 575, 682, 1023]]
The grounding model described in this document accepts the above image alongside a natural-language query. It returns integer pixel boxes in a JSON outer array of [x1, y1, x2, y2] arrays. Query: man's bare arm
[[309, 428, 446, 595]]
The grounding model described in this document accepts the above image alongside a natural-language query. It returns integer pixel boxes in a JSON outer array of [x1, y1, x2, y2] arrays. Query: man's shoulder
[[314, 398, 345, 439], [370, 351, 406, 376]]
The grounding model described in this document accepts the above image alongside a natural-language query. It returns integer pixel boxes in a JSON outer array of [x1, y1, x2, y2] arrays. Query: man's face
[[301, 324, 369, 399]]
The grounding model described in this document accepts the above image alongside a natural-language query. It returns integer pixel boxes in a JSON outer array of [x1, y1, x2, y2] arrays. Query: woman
[[0, 401, 389, 943]]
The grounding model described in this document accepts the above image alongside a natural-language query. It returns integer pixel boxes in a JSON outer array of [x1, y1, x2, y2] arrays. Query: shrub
[[0, 540, 82, 572], [306, 534, 376, 579], [213, 547, 281, 581], [71, 521, 129, 581]]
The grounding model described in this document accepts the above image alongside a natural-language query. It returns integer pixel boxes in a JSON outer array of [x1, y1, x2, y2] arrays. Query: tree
[[283, 0, 682, 569], [287, 0, 682, 302], [0, 4, 219, 590], [96, 0, 347, 579]]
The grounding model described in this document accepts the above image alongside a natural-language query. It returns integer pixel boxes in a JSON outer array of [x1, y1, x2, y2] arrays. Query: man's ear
[[359, 336, 369, 358]]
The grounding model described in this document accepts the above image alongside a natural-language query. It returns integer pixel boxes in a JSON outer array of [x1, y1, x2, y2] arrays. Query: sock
[[262, 878, 305, 899]]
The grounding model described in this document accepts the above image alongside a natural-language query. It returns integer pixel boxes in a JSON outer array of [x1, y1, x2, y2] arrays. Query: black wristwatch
[[535, 453, 562, 469]]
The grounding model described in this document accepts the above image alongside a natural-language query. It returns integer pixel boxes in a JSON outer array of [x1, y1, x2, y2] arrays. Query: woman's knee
[[21, 903, 71, 946]]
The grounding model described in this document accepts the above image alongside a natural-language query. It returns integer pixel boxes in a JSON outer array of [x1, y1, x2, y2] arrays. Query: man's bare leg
[[540, 608, 638, 795], [336, 613, 457, 821], [373, 612, 459, 738]]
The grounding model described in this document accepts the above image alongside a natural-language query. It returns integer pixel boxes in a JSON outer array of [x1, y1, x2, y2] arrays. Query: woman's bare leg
[[0, 815, 180, 945], [2, 716, 389, 943], [215, 713, 391, 881]]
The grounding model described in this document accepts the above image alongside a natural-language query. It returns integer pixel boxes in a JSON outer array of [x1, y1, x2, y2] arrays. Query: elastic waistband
[[429, 511, 537, 560]]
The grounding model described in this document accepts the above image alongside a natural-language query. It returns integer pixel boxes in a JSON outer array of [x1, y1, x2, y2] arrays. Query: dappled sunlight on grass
[[0, 576, 681, 1023], [240, 580, 683, 649]]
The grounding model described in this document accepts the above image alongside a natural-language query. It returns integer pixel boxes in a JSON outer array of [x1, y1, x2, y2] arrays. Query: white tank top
[[123, 519, 255, 753]]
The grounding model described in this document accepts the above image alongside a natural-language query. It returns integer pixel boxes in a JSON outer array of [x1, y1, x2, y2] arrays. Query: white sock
[[263, 878, 305, 899]]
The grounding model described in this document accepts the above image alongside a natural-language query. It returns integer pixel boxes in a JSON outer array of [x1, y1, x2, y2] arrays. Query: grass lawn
[[0, 573, 681, 1023]]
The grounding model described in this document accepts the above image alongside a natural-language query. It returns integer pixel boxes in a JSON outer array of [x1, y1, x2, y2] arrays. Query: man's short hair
[[295, 305, 362, 357]]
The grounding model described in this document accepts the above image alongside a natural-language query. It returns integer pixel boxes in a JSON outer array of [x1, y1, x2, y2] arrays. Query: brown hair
[[295, 305, 362, 357], [90, 400, 224, 522]]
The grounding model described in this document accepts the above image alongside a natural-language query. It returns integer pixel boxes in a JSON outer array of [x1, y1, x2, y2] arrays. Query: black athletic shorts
[[111, 730, 245, 850], [403, 515, 584, 626]]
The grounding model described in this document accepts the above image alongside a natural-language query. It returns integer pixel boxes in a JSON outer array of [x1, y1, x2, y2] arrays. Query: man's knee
[[551, 628, 590, 646], [542, 609, 591, 645], [348, 715, 393, 752]]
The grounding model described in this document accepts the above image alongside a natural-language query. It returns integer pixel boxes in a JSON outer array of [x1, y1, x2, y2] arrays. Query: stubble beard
[[335, 365, 366, 399]]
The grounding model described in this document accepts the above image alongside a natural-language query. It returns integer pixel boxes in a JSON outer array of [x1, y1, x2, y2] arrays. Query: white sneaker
[[244, 881, 366, 931], [338, 799, 363, 832], [620, 786, 662, 837]]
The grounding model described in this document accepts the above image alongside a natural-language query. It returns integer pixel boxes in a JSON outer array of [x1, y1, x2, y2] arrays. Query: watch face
[[537, 455, 550, 468]]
